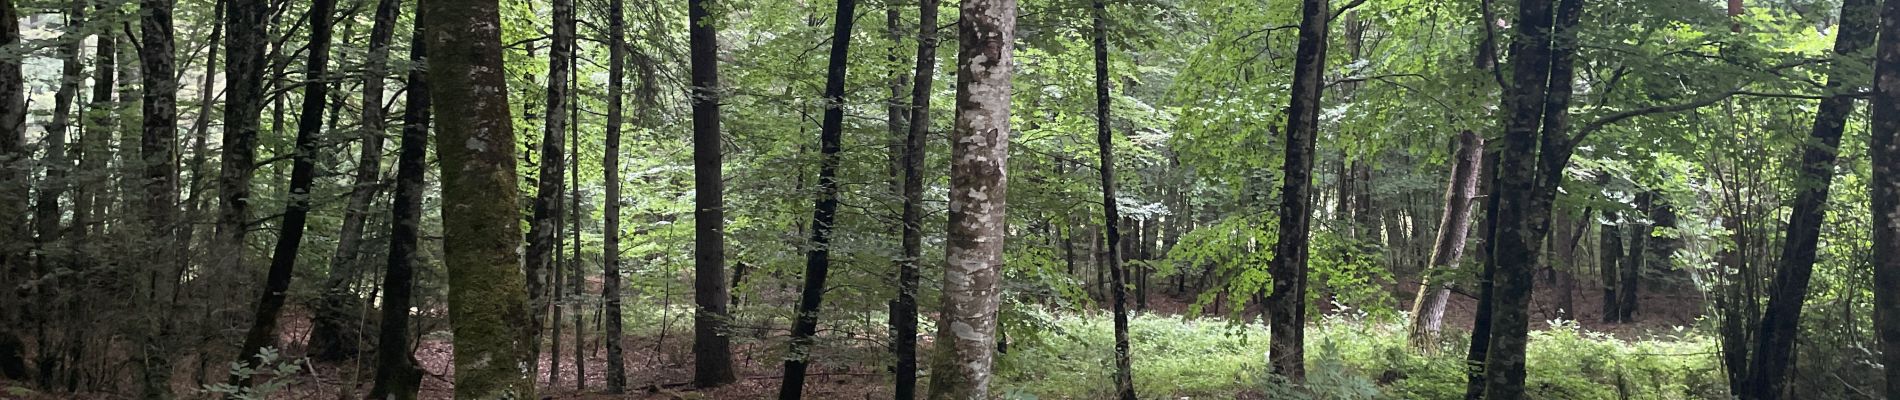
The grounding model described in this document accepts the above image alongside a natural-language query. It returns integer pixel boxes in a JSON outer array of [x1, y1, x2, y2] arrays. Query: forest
[[0, 0, 1898, 397]]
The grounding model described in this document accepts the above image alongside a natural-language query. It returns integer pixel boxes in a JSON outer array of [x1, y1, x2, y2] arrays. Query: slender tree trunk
[[1600, 210, 1622, 323], [1090, 1, 1136, 397], [524, 0, 574, 381], [1618, 193, 1651, 322], [233, 0, 337, 389], [311, 0, 401, 361], [689, 0, 738, 387], [1743, 0, 1876, 396], [601, 0, 628, 391], [73, 0, 116, 243], [217, 0, 267, 280], [422, 0, 535, 395], [135, 0, 183, 394], [0, 0, 28, 382], [1407, 130, 1482, 348], [1717, 212, 1749, 396], [1868, 0, 1900, 394], [1264, 0, 1330, 383], [366, 8, 429, 398], [36, 0, 87, 266], [779, 1, 858, 398], [569, 42, 586, 391], [925, 0, 1015, 396], [892, 1, 937, 397]]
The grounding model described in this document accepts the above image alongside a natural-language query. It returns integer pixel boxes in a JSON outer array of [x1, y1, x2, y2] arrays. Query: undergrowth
[[995, 309, 1725, 399]]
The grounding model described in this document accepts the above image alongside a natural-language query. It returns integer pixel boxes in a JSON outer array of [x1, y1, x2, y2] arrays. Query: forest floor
[[0, 271, 1704, 399]]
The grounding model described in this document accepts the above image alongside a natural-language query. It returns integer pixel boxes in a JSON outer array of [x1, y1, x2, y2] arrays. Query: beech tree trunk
[[216, 0, 266, 277], [366, 7, 429, 398], [524, 0, 574, 379], [1868, 0, 1900, 395], [689, 0, 738, 387], [1264, 0, 1329, 382], [0, 0, 27, 382], [602, 0, 627, 391], [1408, 130, 1482, 348], [893, 0, 938, 396], [1742, 0, 1876, 396], [926, 0, 1015, 396], [1091, 0, 1136, 397], [1618, 192, 1651, 322], [73, 0, 116, 243], [422, 0, 536, 395], [233, 0, 336, 389], [779, 0, 857, 397], [135, 0, 182, 394], [1599, 210, 1622, 323], [310, 0, 401, 361]]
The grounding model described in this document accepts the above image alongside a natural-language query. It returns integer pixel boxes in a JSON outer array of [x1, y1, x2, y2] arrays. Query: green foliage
[[996, 310, 1726, 399], [201, 347, 305, 400]]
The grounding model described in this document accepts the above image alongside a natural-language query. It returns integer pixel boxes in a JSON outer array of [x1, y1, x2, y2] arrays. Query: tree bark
[[779, 0, 858, 398], [216, 0, 267, 278], [688, 0, 738, 388], [422, 0, 536, 395], [1264, 0, 1330, 383], [1868, 0, 1900, 394], [601, 0, 628, 391], [135, 0, 183, 395], [311, 0, 401, 361], [0, 0, 28, 383], [1618, 192, 1652, 322], [1090, 0, 1136, 397], [1408, 131, 1482, 348], [893, 0, 938, 397], [1742, 0, 1876, 396], [525, 0, 574, 384], [72, 0, 116, 242], [366, 7, 429, 398], [233, 0, 337, 389], [925, 0, 1014, 396], [1599, 210, 1622, 323]]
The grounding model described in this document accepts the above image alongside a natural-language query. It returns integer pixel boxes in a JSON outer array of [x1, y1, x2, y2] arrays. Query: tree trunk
[[925, 0, 1015, 396], [1619, 194, 1650, 323], [1742, 0, 1876, 396], [779, 1, 858, 398], [233, 0, 336, 389], [216, 0, 267, 279], [1264, 0, 1330, 383], [422, 0, 535, 395], [524, 0, 574, 383], [601, 0, 627, 391], [1090, 0, 1136, 397], [311, 0, 401, 362], [1600, 210, 1622, 323], [0, 0, 28, 382], [1868, 0, 1900, 394], [893, 1, 937, 396], [73, 0, 116, 242], [366, 7, 430, 398], [135, 0, 182, 394], [1407, 130, 1482, 348], [569, 45, 586, 391], [688, 0, 738, 388]]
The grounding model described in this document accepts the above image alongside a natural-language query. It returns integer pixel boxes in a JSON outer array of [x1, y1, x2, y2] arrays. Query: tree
[[0, 0, 28, 382], [1741, 0, 1876, 396], [233, 0, 338, 388], [309, 0, 403, 362], [525, 0, 575, 383], [366, 5, 431, 398], [1090, 0, 1136, 397], [1407, 130, 1483, 348], [216, 0, 266, 278], [689, 0, 739, 387], [926, 0, 1015, 396], [1870, 0, 1900, 394], [602, 0, 629, 391], [1599, 208, 1622, 323], [893, 0, 940, 397], [1264, 0, 1330, 382], [135, 0, 182, 395], [421, 0, 535, 395], [779, 0, 859, 397]]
